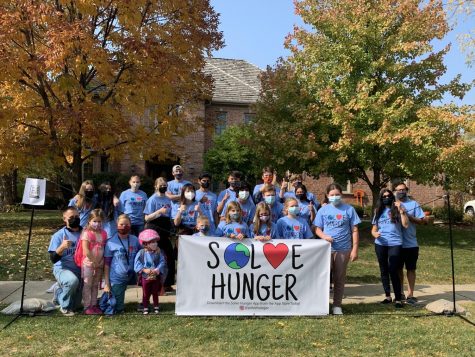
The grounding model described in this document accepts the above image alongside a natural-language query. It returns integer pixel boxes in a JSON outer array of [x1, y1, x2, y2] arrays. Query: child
[[276, 198, 314, 239], [195, 173, 218, 231], [119, 175, 148, 236], [294, 184, 317, 224], [134, 229, 168, 315], [193, 215, 212, 237], [79, 209, 107, 315], [215, 201, 250, 240], [69, 180, 97, 228], [103, 214, 141, 314], [166, 165, 192, 213], [220, 182, 256, 225], [217, 171, 242, 215], [313, 183, 360, 315], [372, 189, 409, 308], [97, 182, 121, 238], [173, 184, 202, 236], [249, 202, 276, 241], [253, 167, 281, 203], [262, 185, 284, 223]]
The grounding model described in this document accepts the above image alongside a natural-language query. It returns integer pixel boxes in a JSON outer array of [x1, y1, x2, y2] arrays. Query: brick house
[[87, 57, 447, 208]]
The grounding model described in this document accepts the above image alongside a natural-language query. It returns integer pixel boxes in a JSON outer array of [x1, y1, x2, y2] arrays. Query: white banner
[[21, 178, 46, 206], [176, 236, 330, 316]]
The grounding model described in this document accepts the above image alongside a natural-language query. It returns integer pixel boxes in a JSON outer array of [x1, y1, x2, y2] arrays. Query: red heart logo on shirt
[[336, 214, 343, 220], [236, 228, 241, 233], [294, 225, 300, 231], [263, 243, 289, 269]]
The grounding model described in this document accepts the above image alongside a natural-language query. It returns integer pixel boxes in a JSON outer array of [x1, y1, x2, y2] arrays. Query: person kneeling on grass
[[135, 229, 168, 315], [103, 214, 141, 314], [48, 207, 83, 316]]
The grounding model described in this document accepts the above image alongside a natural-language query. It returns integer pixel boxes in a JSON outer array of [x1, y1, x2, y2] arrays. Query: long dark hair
[[322, 183, 343, 204], [374, 189, 400, 224], [180, 183, 196, 205], [294, 183, 309, 202], [97, 182, 115, 221]]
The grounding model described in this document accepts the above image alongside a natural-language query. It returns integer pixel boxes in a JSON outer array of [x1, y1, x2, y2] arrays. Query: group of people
[[48, 165, 427, 316]]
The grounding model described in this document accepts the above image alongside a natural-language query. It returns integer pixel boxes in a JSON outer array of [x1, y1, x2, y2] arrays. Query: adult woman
[[371, 188, 409, 308], [97, 182, 121, 238], [144, 177, 174, 290], [69, 180, 97, 228]]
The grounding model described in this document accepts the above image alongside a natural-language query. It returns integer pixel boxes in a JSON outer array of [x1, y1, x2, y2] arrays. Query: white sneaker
[[46, 282, 58, 293], [143, 308, 149, 315], [59, 307, 75, 316], [332, 307, 343, 315]]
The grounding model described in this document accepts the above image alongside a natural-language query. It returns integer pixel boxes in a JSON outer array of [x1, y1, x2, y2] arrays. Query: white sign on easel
[[21, 178, 46, 206]]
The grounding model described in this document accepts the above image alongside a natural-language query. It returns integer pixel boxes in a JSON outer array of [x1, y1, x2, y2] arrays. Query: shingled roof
[[204, 58, 262, 105]]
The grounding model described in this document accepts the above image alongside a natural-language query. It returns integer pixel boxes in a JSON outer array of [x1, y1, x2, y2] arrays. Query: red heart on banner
[[263, 243, 289, 269]]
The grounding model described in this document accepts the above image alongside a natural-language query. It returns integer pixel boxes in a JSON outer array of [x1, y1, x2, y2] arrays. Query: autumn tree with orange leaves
[[0, 0, 222, 200], [251, 0, 474, 207]]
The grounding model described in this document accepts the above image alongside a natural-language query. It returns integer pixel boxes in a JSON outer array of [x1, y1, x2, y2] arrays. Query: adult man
[[394, 182, 427, 304], [47, 207, 83, 316], [166, 165, 192, 214]]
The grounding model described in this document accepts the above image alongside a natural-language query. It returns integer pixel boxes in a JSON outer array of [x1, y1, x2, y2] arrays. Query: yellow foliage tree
[[0, 0, 223, 190]]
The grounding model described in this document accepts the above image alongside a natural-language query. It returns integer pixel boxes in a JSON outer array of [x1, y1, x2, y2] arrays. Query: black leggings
[[375, 244, 402, 301]]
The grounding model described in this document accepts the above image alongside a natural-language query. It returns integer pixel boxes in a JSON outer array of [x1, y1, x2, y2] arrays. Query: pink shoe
[[92, 306, 103, 315], [84, 307, 95, 315]]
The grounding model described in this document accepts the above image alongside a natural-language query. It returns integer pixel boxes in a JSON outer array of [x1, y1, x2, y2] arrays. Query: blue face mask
[[264, 195, 275, 205], [230, 213, 240, 221], [288, 206, 300, 216], [328, 195, 342, 206]]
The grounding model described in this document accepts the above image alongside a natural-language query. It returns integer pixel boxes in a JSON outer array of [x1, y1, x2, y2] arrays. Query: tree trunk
[[0, 169, 18, 210]]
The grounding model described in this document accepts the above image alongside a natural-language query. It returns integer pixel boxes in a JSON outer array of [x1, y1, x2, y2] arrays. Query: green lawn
[[1, 211, 473, 283], [1, 303, 474, 356]]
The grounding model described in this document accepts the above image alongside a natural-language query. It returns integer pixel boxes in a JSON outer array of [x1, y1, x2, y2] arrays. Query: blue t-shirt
[[253, 184, 281, 203], [215, 221, 250, 238], [249, 223, 277, 239], [167, 179, 191, 211], [269, 201, 284, 223], [100, 201, 121, 238], [195, 190, 218, 228], [296, 199, 317, 224], [313, 203, 361, 252], [143, 194, 172, 218], [68, 196, 96, 228], [104, 234, 141, 285], [221, 199, 256, 225], [276, 216, 313, 239], [48, 227, 82, 275], [401, 199, 425, 248], [372, 207, 403, 247], [173, 202, 199, 228], [134, 249, 167, 279], [119, 189, 147, 225]]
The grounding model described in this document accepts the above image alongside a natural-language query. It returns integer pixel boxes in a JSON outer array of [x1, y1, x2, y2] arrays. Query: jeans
[[375, 244, 402, 301], [53, 267, 82, 310], [111, 282, 128, 313]]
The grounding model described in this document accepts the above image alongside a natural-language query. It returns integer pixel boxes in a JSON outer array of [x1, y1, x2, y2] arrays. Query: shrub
[[432, 205, 464, 223]]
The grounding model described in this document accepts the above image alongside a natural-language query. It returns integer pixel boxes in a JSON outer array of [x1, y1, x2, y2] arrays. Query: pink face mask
[[90, 222, 102, 231]]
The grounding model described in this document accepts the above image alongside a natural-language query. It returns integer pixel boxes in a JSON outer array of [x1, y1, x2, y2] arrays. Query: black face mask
[[396, 192, 407, 200], [200, 181, 210, 189], [158, 187, 167, 194], [382, 197, 394, 206], [68, 216, 81, 229], [85, 190, 94, 200], [229, 181, 241, 189], [175, 174, 183, 180], [102, 191, 112, 199], [296, 193, 306, 201]]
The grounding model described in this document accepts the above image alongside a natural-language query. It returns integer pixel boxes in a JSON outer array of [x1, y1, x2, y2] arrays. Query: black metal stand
[[19, 206, 35, 314], [445, 190, 457, 315]]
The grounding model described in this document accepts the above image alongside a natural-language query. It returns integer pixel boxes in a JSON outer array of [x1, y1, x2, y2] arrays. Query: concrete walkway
[[1, 281, 474, 307]]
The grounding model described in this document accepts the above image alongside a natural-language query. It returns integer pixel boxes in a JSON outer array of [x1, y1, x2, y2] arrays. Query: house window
[[342, 180, 352, 194], [215, 112, 227, 135], [243, 113, 255, 124], [100, 155, 109, 172]]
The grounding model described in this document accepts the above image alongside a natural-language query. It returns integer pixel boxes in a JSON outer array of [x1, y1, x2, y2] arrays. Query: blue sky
[[210, 0, 474, 105]]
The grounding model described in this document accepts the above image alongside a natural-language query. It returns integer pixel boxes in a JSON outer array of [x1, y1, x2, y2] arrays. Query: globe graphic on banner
[[224, 243, 250, 269]]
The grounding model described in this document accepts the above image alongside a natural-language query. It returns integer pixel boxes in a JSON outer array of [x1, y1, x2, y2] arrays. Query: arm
[[350, 226, 359, 262], [371, 224, 381, 239], [155, 252, 168, 276], [395, 202, 409, 228], [103, 261, 111, 292], [174, 205, 184, 226], [134, 251, 144, 273], [82, 236, 94, 263], [315, 226, 333, 242], [217, 191, 230, 214]]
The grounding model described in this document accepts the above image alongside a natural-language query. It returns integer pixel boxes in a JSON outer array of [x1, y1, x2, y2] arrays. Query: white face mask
[[238, 191, 249, 200], [131, 183, 140, 191], [184, 191, 195, 201]]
